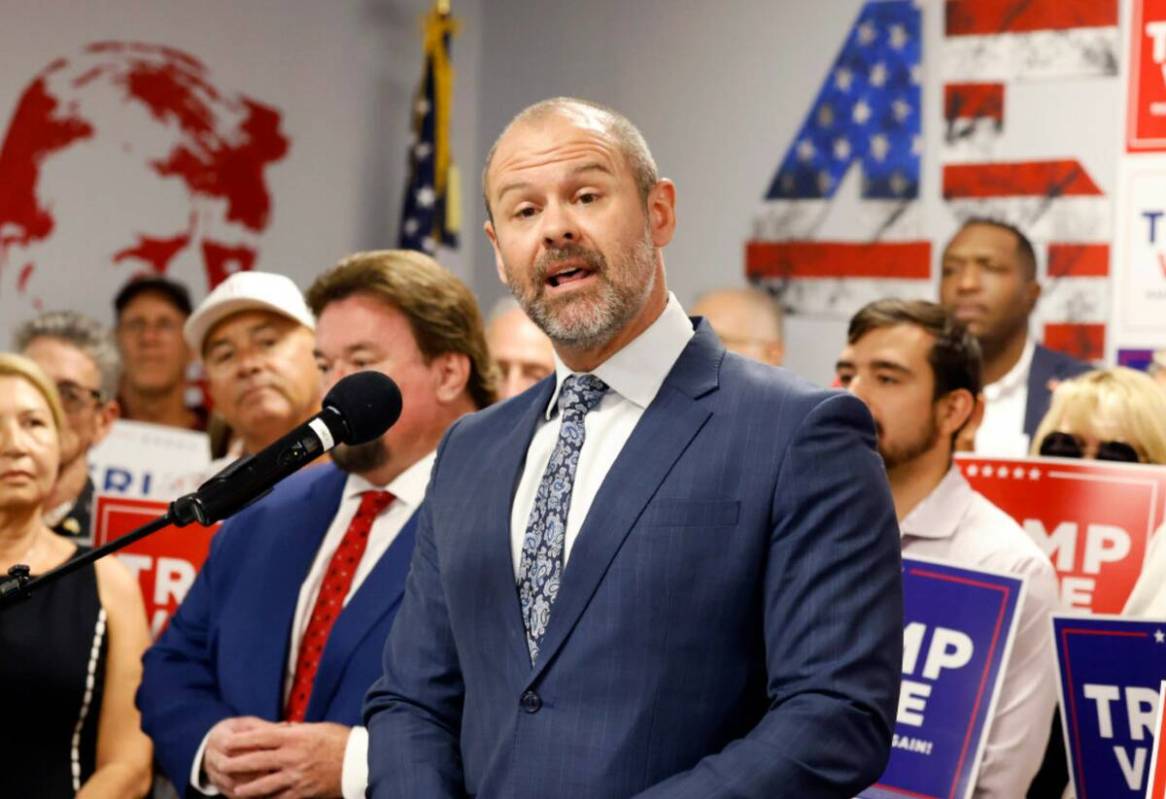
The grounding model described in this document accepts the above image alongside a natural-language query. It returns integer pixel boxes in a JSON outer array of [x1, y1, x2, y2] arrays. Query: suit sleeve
[[634, 392, 903, 798], [363, 429, 467, 798], [135, 525, 239, 794]]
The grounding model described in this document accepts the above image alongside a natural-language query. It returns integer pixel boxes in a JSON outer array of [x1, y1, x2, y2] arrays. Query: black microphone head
[[322, 371, 403, 445]]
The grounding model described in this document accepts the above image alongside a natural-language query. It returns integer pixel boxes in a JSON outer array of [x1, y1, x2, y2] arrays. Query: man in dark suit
[[137, 251, 495, 798], [363, 97, 903, 798], [939, 219, 1090, 455]]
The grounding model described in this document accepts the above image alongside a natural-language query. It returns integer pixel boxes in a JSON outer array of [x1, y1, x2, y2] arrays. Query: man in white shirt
[[137, 250, 495, 798], [939, 218, 1089, 456], [836, 298, 1059, 797], [363, 97, 903, 798]]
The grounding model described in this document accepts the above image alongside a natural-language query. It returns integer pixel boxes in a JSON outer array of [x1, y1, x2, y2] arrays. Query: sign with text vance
[[861, 558, 1023, 799], [957, 456, 1166, 614], [1054, 615, 1166, 798]]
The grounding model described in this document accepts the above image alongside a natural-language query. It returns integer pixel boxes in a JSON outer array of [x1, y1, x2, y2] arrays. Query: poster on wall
[[956, 456, 1166, 613], [1129, 0, 1166, 152], [1118, 168, 1166, 334]]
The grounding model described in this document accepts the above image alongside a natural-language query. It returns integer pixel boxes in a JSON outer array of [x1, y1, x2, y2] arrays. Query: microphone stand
[[0, 496, 206, 610]]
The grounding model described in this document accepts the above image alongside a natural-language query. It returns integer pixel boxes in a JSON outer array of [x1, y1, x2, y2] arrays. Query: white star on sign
[[1013, 467, 1025, 479], [1155, 629, 1165, 644], [818, 103, 835, 127], [833, 137, 851, 160], [415, 98, 431, 116], [414, 142, 432, 159], [869, 62, 888, 88], [402, 217, 419, 236], [416, 186, 436, 208], [912, 134, 923, 156], [797, 138, 815, 161], [892, 98, 912, 122], [816, 170, 832, 194], [910, 64, 922, 85], [889, 24, 908, 50], [967, 464, 979, 477], [857, 21, 876, 45], [983, 465, 994, 478], [852, 100, 872, 125], [835, 68, 853, 91], [422, 236, 437, 254], [869, 133, 889, 161], [1028, 468, 1042, 479], [889, 172, 908, 196]]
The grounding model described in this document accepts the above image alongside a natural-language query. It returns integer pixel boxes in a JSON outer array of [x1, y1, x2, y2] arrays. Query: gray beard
[[331, 439, 389, 474]]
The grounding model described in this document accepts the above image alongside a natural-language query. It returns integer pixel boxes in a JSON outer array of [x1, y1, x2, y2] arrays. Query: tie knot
[[558, 374, 608, 420], [358, 490, 394, 517]]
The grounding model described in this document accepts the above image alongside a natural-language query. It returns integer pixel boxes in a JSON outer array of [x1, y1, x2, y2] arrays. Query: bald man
[[691, 287, 784, 366], [486, 297, 555, 400]]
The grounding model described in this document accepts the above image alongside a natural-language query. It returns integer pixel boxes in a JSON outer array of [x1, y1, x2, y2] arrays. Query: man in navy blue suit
[[939, 219, 1090, 456], [137, 250, 495, 798], [363, 97, 904, 798]]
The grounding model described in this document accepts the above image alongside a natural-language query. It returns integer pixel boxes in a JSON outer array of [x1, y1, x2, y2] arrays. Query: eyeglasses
[[119, 317, 182, 337], [55, 380, 103, 414], [1038, 431, 1141, 463]]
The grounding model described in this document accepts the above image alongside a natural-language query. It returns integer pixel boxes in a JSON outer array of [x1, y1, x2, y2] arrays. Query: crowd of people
[[1, 95, 1163, 798]]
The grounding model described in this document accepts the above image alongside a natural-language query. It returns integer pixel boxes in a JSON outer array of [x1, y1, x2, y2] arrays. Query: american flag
[[398, 6, 460, 255], [766, 0, 921, 204]]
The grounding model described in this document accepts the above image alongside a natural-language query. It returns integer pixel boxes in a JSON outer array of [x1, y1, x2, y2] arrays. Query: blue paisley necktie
[[517, 373, 609, 664]]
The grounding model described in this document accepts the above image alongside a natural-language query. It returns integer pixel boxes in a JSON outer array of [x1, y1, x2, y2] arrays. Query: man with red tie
[[137, 251, 496, 798]]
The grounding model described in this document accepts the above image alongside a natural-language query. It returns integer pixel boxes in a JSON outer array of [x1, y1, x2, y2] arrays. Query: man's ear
[[646, 179, 677, 248], [432, 351, 472, 404], [952, 390, 984, 453], [938, 388, 975, 439], [93, 399, 120, 446], [484, 221, 508, 286]]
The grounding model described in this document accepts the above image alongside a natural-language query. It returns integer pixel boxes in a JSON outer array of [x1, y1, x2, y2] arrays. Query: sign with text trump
[[1054, 615, 1166, 797], [957, 456, 1166, 613], [93, 495, 219, 639], [861, 558, 1023, 799]]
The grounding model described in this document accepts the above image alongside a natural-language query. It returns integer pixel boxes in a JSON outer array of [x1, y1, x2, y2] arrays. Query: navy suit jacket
[[364, 320, 903, 798], [137, 463, 418, 795], [1023, 343, 1091, 440]]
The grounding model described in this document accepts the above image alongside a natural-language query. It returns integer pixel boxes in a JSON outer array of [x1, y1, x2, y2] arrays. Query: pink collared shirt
[[900, 465, 1060, 798]]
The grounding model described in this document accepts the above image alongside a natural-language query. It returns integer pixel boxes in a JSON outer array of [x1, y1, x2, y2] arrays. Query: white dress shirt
[[900, 466, 1060, 798], [509, 293, 694, 573], [974, 338, 1034, 457], [192, 452, 435, 799]]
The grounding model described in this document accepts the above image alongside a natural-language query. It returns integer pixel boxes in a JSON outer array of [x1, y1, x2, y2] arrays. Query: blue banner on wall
[[1054, 615, 1166, 798], [861, 558, 1024, 799]]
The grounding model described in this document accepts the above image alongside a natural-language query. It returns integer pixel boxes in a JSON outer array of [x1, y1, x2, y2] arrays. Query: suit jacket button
[[520, 690, 542, 713]]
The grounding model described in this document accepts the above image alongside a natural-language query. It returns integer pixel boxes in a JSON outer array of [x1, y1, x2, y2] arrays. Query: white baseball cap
[[184, 271, 315, 355]]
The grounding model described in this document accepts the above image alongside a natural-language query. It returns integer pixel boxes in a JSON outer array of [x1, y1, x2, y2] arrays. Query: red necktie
[[284, 489, 394, 721]]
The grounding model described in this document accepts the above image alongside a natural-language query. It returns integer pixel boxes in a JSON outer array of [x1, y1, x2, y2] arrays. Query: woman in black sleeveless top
[[0, 354, 152, 797]]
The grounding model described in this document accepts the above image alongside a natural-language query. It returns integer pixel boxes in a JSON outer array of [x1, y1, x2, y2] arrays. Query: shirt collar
[[983, 337, 1034, 402], [899, 465, 975, 541], [342, 450, 435, 509], [543, 292, 694, 420]]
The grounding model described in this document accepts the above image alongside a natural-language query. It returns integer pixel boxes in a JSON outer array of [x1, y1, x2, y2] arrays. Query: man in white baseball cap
[[185, 271, 322, 459]]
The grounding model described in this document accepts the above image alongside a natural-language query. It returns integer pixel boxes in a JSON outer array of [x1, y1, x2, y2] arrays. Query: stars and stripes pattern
[[398, 6, 460, 255], [766, 0, 921, 203]]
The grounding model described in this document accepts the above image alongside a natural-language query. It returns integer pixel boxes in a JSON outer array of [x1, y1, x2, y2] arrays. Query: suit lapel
[[247, 466, 346, 718], [307, 510, 421, 719], [527, 323, 722, 684]]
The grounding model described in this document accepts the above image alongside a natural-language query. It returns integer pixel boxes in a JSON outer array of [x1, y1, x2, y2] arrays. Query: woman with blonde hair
[[1030, 366, 1166, 616], [1031, 366, 1166, 464], [0, 353, 152, 797]]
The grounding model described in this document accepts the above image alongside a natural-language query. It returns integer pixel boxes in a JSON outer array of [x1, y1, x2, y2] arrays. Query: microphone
[[170, 371, 403, 527]]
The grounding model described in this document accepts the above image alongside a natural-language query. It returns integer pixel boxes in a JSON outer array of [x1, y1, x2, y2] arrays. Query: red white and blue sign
[[861, 558, 1024, 799], [1054, 615, 1166, 798]]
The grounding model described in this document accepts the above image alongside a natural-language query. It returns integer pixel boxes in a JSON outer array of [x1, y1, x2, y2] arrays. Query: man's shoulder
[[1032, 343, 1092, 381], [956, 489, 1057, 582], [213, 462, 345, 547]]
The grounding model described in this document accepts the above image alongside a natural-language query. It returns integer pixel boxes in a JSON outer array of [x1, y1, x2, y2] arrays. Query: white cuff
[[341, 725, 368, 799], [190, 729, 222, 795]]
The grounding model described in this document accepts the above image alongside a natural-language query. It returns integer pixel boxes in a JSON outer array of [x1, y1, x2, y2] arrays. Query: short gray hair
[[482, 97, 659, 222], [13, 311, 121, 401]]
